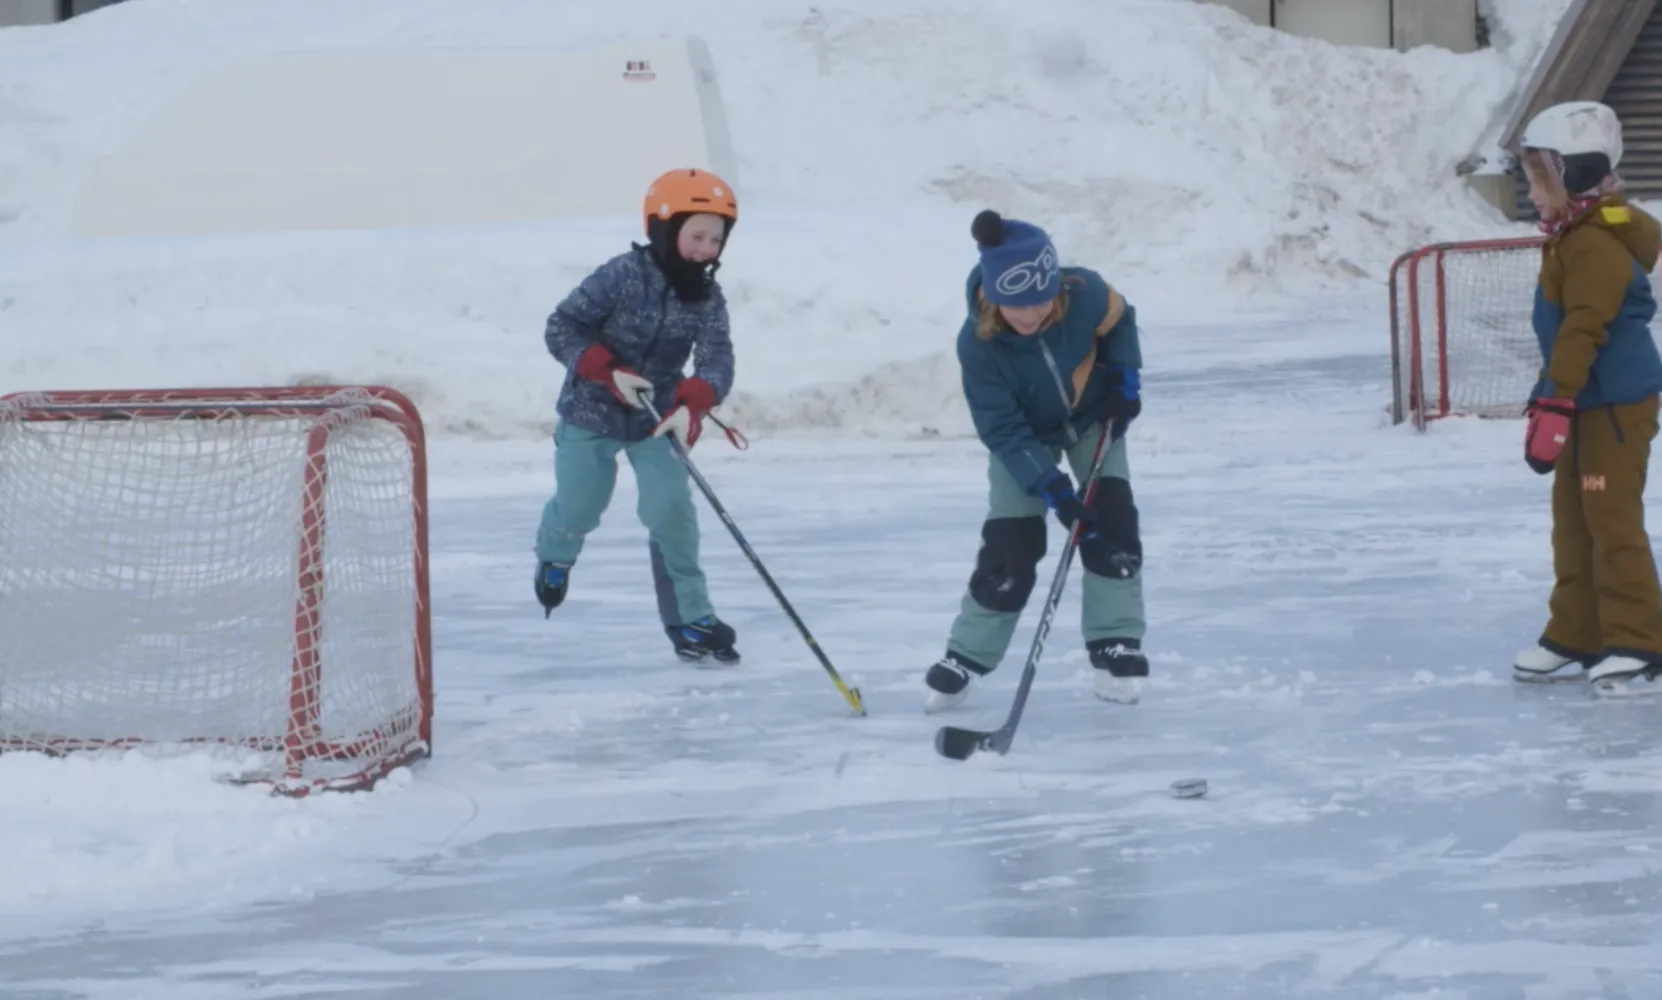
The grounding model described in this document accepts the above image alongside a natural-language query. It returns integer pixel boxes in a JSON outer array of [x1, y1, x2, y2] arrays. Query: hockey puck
[[1170, 778, 1208, 799]]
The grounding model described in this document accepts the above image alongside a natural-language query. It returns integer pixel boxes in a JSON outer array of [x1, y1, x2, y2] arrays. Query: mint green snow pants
[[535, 421, 714, 626], [947, 421, 1146, 670]]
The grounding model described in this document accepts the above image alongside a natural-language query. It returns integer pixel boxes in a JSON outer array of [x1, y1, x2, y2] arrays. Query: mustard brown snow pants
[[1541, 395, 1662, 662]]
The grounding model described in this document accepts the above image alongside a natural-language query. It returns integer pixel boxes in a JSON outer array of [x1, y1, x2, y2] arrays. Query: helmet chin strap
[[1524, 148, 1620, 235]]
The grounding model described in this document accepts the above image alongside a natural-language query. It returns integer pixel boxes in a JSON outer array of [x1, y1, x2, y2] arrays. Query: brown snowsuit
[[1534, 199, 1662, 662]]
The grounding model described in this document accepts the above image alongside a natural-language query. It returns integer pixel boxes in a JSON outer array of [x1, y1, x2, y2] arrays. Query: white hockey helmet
[[1519, 101, 1623, 193]]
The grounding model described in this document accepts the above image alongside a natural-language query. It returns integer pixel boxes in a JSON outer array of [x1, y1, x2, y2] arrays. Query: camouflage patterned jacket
[[544, 245, 735, 441]]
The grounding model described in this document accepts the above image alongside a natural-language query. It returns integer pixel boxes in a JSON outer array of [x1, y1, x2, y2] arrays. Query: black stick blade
[[935, 725, 990, 761]]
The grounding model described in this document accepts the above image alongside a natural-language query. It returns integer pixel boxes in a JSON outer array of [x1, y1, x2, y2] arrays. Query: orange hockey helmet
[[642, 168, 738, 233]]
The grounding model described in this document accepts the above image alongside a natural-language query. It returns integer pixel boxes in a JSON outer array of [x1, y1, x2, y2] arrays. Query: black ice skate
[[667, 615, 740, 665], [535, 562, 571, 617], [924, 651, 990, 715], [1089, 637, 1148, 705]]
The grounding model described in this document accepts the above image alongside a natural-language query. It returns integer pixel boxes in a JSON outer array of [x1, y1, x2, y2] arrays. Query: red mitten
[[651, 377, 718, 449], [574, 343, 652, 408], [1524, 397, 1574, 475]]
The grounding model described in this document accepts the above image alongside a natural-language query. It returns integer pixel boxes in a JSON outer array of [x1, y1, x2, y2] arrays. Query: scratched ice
[[0, 0, 1649, 995], [4, 302, 1662, 1000]]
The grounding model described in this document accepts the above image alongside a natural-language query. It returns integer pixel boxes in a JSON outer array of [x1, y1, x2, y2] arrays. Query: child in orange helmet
[[534, 168, 742, 664]]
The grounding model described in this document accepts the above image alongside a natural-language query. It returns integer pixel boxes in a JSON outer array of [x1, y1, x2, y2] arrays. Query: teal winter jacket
[[956, 265, 1142, 495]]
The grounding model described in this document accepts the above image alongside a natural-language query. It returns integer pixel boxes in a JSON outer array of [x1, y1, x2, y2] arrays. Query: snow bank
[[0, 0, 1559, 438], [0, 745, 467, 925], [0, 0, 1593, 933], [1461, 0, 1582, 172]]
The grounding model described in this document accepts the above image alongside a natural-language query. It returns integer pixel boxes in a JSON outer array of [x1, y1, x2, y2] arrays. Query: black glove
[[1095, 361, 1141, 437], [1040, 472, 1094, 532]]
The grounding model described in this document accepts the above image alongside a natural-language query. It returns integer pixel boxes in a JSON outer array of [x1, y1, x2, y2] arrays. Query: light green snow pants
[[535, 421, 713, 626], [946, 421, 1146, 670]]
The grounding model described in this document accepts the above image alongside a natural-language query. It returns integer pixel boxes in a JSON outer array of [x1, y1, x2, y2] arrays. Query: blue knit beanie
[[971, 210, 1060, 307]]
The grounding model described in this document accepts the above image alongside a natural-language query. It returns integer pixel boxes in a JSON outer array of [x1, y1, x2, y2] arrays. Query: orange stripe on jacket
[[1070, 286, 1126, 404]]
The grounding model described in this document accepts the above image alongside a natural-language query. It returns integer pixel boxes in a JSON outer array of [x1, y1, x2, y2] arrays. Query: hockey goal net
[[0, 385, 432, 796], [1389, 236, 1545, 429]]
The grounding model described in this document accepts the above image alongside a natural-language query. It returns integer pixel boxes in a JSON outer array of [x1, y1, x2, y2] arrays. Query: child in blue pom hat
[[924, 210, 1148, 711]]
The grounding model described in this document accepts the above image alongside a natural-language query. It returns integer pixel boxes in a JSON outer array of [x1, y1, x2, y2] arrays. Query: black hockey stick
[[935, 422, 1117, 760], [639, 391, 866, 716]]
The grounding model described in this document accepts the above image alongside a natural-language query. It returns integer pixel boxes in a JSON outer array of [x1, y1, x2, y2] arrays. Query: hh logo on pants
[[1583, 474, 1607, 492]]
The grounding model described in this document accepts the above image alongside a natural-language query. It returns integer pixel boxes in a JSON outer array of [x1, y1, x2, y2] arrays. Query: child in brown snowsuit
[[1511, 101, 1662, 697]]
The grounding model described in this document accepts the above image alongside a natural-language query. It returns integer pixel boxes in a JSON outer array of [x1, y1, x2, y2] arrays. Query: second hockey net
[[1389, 237, 1545, 429], [0, 385, 433, 795]]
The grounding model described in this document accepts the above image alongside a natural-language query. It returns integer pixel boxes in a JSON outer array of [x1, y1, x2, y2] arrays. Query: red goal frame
[[0, 384, 433, 796], [1388, 236, 1544, 430]]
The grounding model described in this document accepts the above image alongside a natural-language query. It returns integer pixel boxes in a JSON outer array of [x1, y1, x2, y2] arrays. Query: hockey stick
[[639, 391, 866, 716], [935, 421, 1117, 760]]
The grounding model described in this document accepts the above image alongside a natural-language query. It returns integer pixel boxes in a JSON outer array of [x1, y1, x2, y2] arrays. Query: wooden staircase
[[1604, 6, 1662, 202], [1509, 0, 1662, 218]]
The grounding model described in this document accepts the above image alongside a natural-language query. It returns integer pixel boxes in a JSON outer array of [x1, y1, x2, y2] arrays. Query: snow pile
[[0, 745, 456, 924], [1481, 0, 1578, 75], [0, 0, 1606, 943], [0, 0, 1564, 438], [1462, 0, 1582, 173]]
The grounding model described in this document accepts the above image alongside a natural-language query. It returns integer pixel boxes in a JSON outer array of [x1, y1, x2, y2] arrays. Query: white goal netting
[[0, 387, 430, 794], [1389, 238, 1545, 427]]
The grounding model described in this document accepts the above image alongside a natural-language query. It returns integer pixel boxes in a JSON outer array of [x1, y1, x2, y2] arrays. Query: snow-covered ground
[[8, 323, 1662, 999], [5, 1, 1659, 997], [0, 0, 1567, 438]]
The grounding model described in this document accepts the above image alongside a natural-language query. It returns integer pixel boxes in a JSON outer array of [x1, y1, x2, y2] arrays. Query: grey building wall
[[1196, 0, 1272, 28], [0, 0, 129, 26], [1194, 0, 1479, 53], [1394, 0, 1479, 54], [0, 0, 58, 27]]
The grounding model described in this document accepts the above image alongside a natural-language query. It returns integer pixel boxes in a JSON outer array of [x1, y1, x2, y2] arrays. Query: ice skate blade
[[676, 649, 741, 669], [1592, 676, 1662, 698], [1512, 666, 1586, 684], [924, 688, 968, 715], [1094, 675, 1143, 705]]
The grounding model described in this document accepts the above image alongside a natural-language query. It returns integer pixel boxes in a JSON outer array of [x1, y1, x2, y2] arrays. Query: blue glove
[[1095, 361, 1141, 437], [1040, 472, 1094, 532]]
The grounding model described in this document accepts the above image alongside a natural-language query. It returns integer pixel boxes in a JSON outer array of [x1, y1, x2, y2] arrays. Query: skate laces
[[680, 616, 722, 641]]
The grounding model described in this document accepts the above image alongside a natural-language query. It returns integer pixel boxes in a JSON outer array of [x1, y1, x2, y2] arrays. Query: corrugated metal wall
[[1515, 3, 1662, 217], [1603, 6, 1662, 202]]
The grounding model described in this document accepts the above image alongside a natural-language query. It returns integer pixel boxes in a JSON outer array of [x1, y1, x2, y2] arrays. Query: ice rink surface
[[2, 1, 1641, 996], [5, 307, 1661, 1000]]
